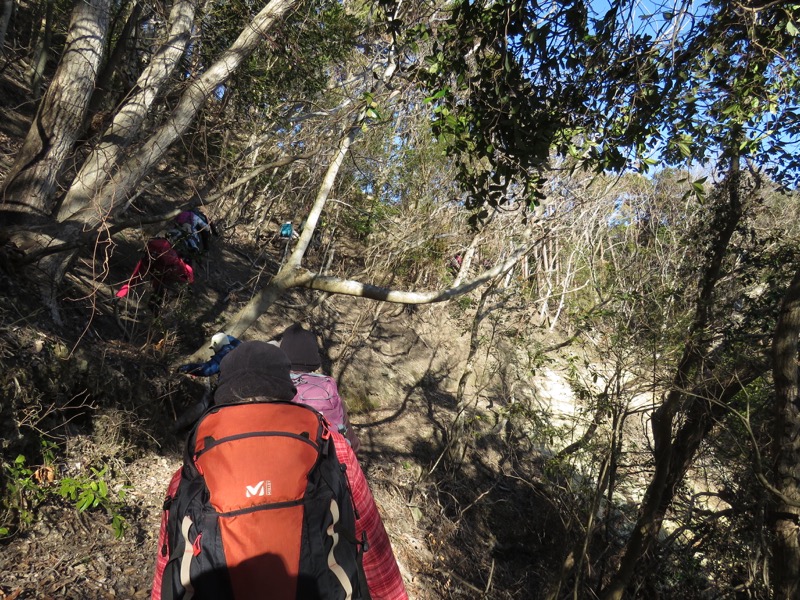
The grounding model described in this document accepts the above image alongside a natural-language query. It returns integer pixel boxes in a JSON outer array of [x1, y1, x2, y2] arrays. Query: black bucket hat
[[279, 323, 322, 372], [214, 341, 297, 404]]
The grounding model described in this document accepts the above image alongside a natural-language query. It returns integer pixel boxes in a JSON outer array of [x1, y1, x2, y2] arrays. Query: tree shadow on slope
[[331, 319, 569, 598], [274, 300, 551, 597], [393, 371, 570, 598]]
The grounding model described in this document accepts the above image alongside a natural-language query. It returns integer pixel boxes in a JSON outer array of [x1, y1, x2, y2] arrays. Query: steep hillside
[[4, 1, 799, 596], [3, 52, 742, 600], [0, 61, 580, 599], [0, 251, 576, 599]]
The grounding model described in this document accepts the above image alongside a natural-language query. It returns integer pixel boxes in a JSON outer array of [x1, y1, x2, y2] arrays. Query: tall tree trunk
[[57, 0, 197, 221], [2, 0, 111, 218], [0, 0, 14, 55], [771, 266, 800, 599], [87, 0, 143, 116], [66, 0, 296, 230], [600, 165, 745, 600], [27, 0, 295, 307], [28, 0, 53, 100]]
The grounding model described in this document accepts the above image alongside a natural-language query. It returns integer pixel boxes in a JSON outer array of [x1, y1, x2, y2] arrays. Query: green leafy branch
[[1, 443, 131, 540]]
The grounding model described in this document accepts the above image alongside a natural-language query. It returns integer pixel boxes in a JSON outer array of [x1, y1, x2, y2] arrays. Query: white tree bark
[[58, 0, 198, 222], [1, 0, 111, 215], [302, 244, 533, 302], [68, 0, 298, 229], [222, 233, 536, 340]]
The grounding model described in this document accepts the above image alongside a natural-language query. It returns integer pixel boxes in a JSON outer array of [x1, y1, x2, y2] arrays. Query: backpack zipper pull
[[340, 464, 360, 520]]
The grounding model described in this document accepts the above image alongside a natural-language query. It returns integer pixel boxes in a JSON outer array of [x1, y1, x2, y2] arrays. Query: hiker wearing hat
[[176, 332, 241, 377], [279, 323, 361, 452], [151, 341, 409, 600]]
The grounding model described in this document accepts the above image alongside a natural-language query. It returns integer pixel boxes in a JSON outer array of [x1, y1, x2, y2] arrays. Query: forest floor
[[0, 63, 570, 599]]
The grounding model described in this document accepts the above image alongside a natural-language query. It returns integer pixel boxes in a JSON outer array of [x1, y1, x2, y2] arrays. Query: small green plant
[[455, 294, 475, 311], [2, 454, 49, 530], [1, 440, 130, 539], [57, 466, 130, 539]]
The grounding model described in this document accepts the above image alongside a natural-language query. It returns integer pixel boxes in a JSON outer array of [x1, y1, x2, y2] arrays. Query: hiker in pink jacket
[[115, 238, 194, 310]]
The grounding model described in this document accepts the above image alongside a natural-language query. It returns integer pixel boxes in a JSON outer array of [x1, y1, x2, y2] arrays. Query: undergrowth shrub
[[1, 439, 130, 539], [0, 328, 158, 542]]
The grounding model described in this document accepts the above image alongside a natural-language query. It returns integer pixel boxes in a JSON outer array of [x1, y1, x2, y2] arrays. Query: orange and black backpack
[[159, 401, 369, 600]]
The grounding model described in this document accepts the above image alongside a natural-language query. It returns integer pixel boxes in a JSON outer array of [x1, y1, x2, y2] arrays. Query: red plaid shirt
[[334, 432, 408, 600], [151, 432, 408, 600]]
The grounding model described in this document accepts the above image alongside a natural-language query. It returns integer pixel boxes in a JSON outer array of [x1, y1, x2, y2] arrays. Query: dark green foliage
[[408, 0, 800, 221], [198, 0, 360, 109], [2, 445, 129, 540]]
